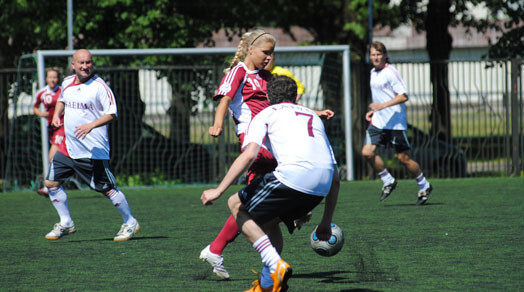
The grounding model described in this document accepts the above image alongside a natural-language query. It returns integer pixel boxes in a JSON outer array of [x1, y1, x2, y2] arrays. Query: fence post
[[510, 58, 521, 176]]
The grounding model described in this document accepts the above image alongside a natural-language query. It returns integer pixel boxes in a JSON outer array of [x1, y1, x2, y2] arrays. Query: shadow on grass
[[56, 236, 169, 243], [340, 289, 383, 292], [383, 202, 444, 207], [293, 270, 357, 284]]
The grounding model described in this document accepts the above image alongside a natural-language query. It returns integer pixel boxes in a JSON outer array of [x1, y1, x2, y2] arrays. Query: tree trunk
[[426, 0, 452, 143]]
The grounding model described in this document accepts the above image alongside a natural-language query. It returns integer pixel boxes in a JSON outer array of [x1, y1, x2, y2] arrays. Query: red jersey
[[33, 85, 63, 126], [214, 62, 271, 136]]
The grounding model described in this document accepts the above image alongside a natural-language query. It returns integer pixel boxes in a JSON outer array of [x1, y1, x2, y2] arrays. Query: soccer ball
[[310, 223, 344, 257]]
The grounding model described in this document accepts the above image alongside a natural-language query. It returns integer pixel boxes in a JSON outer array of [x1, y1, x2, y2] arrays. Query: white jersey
[[370, 64, 408, 130], [59, 75, 117, 159], [243, 102, 336, 196]]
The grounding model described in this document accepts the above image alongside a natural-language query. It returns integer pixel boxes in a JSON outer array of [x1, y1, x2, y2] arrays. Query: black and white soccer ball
[[310, 223, 344, 257]]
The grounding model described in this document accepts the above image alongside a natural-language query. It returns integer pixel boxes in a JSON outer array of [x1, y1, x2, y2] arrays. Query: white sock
[[48, 186, 73, 226], [415, 173, 430, 190], [253, 235, 280, 273], [106, 189, 136, 226], [378, 169, 395, 185]]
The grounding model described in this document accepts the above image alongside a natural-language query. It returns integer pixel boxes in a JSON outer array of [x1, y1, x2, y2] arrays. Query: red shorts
[[239, 133, 277, 184], [49, 126, 65, 146]]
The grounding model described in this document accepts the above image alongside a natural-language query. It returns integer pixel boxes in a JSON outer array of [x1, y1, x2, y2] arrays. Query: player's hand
[[209, 126, 223, 137], [74, 123, 94, 139], [365, 110, 374, 122], [51, 116, 62, 128], [315, 222, 332, 241], [317, 109, 335, 120], [369, 102, 383, 111], [201, 188, 222, 205]]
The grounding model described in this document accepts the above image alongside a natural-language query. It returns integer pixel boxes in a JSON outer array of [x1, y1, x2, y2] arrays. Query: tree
[[399, 0, 524, 142]]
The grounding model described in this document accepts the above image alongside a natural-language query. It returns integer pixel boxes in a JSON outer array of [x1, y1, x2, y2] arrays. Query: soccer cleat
[[37, 188, 49, 198], [113, 221, 141, 241], [270, 259, 292, 292], [199, 245, 230, 280], [380, 181, 397, 201], [293, 211, 312, 230], [45, 222, 76, 240], [416, 184, 433, 205], [244, 279, 272, 292]]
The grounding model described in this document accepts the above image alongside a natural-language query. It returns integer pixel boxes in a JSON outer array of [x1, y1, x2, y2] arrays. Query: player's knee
[[361, 146, 375, 159], [45, 180, 60, 189], [227, 194, 241, 215], [397, 152, 412, 164]]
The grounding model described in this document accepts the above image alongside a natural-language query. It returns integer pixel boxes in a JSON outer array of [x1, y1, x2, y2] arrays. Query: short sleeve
[[33, 91, 43, 107], [97, 80, 118, 117], [214, 66, 245, 101], [386, 68, 407, 96]]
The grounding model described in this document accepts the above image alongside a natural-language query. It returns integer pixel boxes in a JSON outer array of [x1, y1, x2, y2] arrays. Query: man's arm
[[369, 93, 408, 112], [313, 109, 335, 120], [74, 113, 116, 139], [51, 101, 65, 128], [315, 171, 340, 241], [201, 142, 261, 205]]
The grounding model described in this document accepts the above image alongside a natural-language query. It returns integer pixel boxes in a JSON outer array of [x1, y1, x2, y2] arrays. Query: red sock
[[209, 215, 240, 255]]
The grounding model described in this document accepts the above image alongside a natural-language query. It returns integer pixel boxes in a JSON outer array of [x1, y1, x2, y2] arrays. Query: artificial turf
[[1, 177, 522, 291]]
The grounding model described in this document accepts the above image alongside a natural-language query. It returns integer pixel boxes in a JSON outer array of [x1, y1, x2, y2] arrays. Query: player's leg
[[394, 131, 432, 205], [37, 133, 62, 197], [44, 152, 76, 240], [230, 196, 288, 292], [200, 143, 277, 280], [232, 173, 320, 291], [199, 215, 235, 279], [90, 160, 140, 241], [362, 126, 397, 201]]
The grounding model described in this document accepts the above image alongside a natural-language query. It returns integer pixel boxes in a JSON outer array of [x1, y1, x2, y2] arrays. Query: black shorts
[[365, 125, 411, 153], [238, 173, 324, 234], [46, 152, 117, 193]]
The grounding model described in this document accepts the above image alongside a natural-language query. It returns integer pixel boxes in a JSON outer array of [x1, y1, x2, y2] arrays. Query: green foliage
[[399, 0, 524, 59]]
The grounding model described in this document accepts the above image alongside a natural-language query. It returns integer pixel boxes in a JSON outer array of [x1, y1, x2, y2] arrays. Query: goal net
[[3, 46, 352, 192]]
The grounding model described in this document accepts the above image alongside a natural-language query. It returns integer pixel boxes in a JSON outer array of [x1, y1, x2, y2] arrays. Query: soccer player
[[33, 68, 64, 197], [265, 56, 305, 102], [43, 49, 140, 241], [362, 41, 433, 205], [201, 75, 339, 292], [200, 30, 333, 280]]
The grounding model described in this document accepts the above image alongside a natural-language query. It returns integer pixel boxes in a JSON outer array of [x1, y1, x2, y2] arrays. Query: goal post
[[31, 45, 353, 190]]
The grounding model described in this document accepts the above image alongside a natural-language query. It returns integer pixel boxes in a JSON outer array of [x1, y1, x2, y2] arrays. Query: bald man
[[44, 49, 140, 242]]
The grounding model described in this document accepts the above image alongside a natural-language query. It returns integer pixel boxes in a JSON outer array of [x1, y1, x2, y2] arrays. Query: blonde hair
[[45, 67, 61, 79], [224, 30, 276, 73]]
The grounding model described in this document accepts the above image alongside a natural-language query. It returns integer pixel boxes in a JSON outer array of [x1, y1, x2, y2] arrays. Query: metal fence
[[1, 57, 522, 192]]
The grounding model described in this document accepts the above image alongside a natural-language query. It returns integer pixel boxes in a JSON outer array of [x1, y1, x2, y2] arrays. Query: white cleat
[[199, 245, 230, 280], [114, 221, 141, 241], [45, 222, 76, 240]]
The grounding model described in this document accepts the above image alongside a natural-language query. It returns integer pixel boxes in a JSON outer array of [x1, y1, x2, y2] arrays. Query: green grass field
[[1, 177, 523, 292]]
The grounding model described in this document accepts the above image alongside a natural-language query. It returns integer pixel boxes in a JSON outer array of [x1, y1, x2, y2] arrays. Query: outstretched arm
[[201, 142, 260, 205], [51, 101, 65, 128], [313, 109, 335, 120], [315, 170, 340, 241]]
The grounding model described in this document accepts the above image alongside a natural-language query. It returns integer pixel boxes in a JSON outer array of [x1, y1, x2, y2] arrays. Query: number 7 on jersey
[[295, 112, 315, 137]]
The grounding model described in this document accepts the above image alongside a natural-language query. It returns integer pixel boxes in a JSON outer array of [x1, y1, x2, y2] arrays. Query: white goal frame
[[36, 45, 354, 180]]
